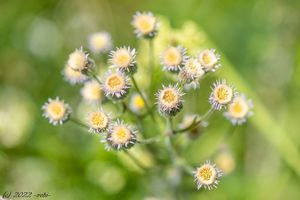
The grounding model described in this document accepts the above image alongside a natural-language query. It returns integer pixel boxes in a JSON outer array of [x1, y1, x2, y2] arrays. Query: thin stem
[[69, 117, 89, 129], [137, 135, 162, 144], [123, 150, 148, 171], [131, 76, 156, 122], [174, 107, 215, 134], [149, 39, 154, 86], [87, 70, 102, 85]]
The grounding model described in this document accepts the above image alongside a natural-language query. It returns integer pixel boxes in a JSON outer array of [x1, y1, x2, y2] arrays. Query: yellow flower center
[[229, 98, 249, 118], [46, 101, 66, 120], [90, 34, 108, 50], [199, 50, 217, 68], [89, 112, 108, 129], [185, 59, 204, 76], [161, 89, 179, 106], [113, 49, 132, 68], [163, 47, 182, 66], [214, 85, 233, 104], [133, 95, 145, 109], [106, 74, 124, 91], [134, 15, 155, 34], [111, 126, 131, 144], [68, 50, 87, 71], [196, 164, 216, 184]]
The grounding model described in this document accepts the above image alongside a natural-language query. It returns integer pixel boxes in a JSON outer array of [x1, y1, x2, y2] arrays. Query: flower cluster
[[42, 10, 254, 193]]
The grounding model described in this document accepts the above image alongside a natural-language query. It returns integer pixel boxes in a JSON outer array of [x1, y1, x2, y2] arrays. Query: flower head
[[179, 114, 208, 139], [198, 49, 221, 72], [156, 84, 184, 116], [62, 64, 89, 85], [81, 80, 103, 102], [132, 11, 158, 39], [101, 70, 130, 100], [179, 57, 205, 88], [129, 93, 146, 114], [104, 120, 137, 150], [87, 109, 110, 133], [161, 46, 188, 72], [42, 97, 71, 125], [67, 47, 92, 72], [88, 32, 112, 53], [224, 94, 253, 125], [209, 80, 236, 110], [194, 160, 222, 190], [109, 46, 137, 74]]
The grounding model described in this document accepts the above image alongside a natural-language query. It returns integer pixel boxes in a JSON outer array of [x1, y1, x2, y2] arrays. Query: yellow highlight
[[134, 15, 155, 34], [47, 101, 66, 120], [163, 47, 182, 66]]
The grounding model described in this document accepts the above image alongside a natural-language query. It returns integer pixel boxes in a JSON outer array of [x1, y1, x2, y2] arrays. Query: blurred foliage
[[1, 0, 300, 199]]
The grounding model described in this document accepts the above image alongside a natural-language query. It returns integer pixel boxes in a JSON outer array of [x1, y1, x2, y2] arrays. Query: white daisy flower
[[109, 46, 137, 74], [193, 160, 223, 190], [161, 46, 188, 72], [80, 80, 103, 102], [101, 70, 130, 100], [179, 57, 205, 88], [224, 94, 253, 125], [198, 49, 221, 72], [209, 80, 237, 110], [67, 47, 92, 72], [104, 120, 137, 151], [87, 109, 110, 133], [42, 97, 72, 125], [88, 32, 112, 54], [132, 11, 158, 39], [156, 84, 184, 116], [62, 64, 89, 85], [129, 93, 146, 114]]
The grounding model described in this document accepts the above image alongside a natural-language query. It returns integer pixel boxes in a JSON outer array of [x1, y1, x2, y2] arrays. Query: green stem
[[69, 117, 89, 129], [123, 150, 148, 171], [137, 136, 162, 144], [131, 76, 156, 122]]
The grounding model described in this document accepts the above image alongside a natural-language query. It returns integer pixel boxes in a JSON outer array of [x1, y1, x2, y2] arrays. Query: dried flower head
[[104, 120, 137, 150], [129, 93, 146, 114], [101, 70, 130, 100], [67, 47, 92, 72], [156, 84, 184, 116], [132, 11, 158, 39], [179, 57, 205, 88], [198, 49, 221, 72], [88, 32, 112, 53], [81, 80, 103, 102], [109, 46, 137, 74], [209, 80, 236, 110], [224, 94, 253, 125], [194, 160, 222, 190], [161, 46, 188, 72], [62, 64, 89, 85], [87, 109, 110, 133], [42, 97, 71, 125]]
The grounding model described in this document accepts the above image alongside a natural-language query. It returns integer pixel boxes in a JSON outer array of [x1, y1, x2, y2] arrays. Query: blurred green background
[[1, 0, 300, 199]]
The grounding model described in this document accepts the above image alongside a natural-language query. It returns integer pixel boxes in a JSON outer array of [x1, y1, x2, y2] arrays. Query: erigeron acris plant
[[42, 11, 253, 193]]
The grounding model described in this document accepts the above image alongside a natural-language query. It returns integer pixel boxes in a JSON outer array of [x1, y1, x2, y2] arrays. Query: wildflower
[[215, 151, 236, 175], [156, 84, 184, 116], [67, 47, 92, 72], [81, 80, 103, 102], [101, 70, 130, 100], [42, 97, 71, 125], [198, 49, 221, 72], [104, 120, 137, 150], [129, 93, 146, 114], [62, 64, 89, 85], [209, 80, 236, 110], [179, 57, 205, 88], [194, 160, 222, 190], [88, 32, 112, 54], [109, 46, 137, 74], [132, 11, 158, 39], [224, 94, 253, 125], [179, 114, 208, 139], [87, 109, 110, 133], [161, 46, 188, 72]]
